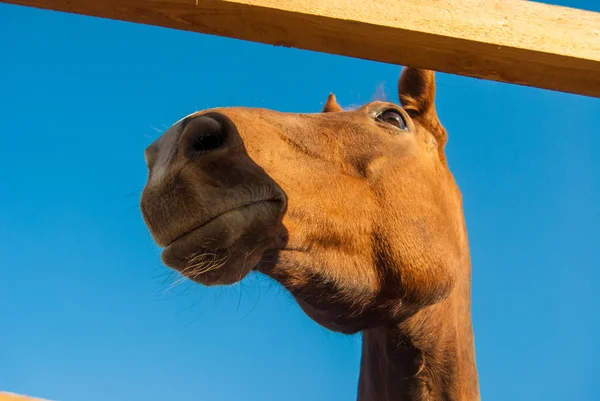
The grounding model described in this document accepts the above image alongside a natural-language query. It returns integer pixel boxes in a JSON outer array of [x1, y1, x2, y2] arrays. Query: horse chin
[[181, 249, 264, 286], [160, 200, 284, 286]]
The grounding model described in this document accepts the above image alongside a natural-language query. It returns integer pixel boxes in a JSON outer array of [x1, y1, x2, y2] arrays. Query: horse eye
[[377, 109, 408, 131]]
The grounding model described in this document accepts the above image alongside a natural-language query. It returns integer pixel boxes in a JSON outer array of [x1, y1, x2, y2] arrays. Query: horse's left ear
[[398, 67, 447, 151], [322, 93, 342, 113]]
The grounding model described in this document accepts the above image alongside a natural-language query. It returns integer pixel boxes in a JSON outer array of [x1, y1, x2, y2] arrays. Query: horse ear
[[398, 67, 447, 149], [322, 93, 342, 113]]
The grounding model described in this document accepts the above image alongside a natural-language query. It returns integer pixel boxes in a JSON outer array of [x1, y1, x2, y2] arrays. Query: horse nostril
[[181, 116, 227, 159]]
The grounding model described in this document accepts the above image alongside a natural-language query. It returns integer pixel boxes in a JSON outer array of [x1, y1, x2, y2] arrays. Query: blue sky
[[1, 1, 598, 400]]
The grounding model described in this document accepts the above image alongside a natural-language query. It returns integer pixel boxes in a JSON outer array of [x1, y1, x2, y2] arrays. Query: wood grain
[[2, 0, 600, 97]]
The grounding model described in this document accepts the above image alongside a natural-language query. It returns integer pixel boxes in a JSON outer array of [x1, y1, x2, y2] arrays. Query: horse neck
[[357, 263, 479, 401]]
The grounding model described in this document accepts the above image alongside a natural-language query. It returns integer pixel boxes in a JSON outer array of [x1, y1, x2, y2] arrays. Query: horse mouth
[[160, 198, 285, 285], [164, 199, 282, 248]]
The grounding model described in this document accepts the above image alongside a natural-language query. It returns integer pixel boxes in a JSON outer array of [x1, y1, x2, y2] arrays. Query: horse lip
[[164, 198, 285, 248]]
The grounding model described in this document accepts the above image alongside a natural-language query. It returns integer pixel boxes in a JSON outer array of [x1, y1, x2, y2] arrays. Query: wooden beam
[[3, 0, 600, 97], [0, 392, 48, 401]]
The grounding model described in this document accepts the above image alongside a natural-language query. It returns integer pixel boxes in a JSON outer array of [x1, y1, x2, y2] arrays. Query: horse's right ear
[[322, 93, 342, 113], [398, 67, 447, 150]]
